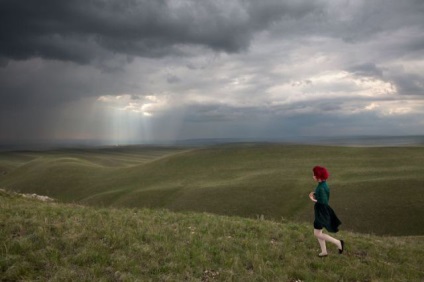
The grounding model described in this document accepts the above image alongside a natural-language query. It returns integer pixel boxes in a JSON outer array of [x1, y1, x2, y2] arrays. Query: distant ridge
[[1, 135, 423, 151], [163, 135, 424, 147]]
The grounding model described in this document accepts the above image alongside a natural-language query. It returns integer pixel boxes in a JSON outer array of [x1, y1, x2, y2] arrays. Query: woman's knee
[[314, 229, 323, 238]]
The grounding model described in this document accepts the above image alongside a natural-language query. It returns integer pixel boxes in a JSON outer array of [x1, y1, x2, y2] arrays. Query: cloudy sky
[[1, 0, 423, 145]]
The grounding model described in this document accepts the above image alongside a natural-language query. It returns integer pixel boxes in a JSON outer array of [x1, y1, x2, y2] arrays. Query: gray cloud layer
[[0, 0, 423, 144], [0, 0, 318, 63]]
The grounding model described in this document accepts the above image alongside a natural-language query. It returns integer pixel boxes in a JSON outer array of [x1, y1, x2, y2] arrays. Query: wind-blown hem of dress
[[314, 203, 342, 233]]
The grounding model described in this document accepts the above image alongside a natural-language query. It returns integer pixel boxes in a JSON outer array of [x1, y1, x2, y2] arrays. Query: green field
[[1, 144, 423, 236], [1, 190, 423, 281]]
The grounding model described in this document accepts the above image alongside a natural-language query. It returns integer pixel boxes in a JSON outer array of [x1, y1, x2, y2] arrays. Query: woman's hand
[[309, 192, 317, 202]]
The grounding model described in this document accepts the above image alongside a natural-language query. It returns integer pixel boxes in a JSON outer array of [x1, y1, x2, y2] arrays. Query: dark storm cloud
[[182, 103, 267, 123], [347, 63, 424, 97], [348, 63, 384, 78], [0, 0, 318, 64], [389, 72, 424, 96], [268, 0, 424, 59], [166, 73, 181, 84], [338, 1, 424, 43], [0, 58, 140, 111]]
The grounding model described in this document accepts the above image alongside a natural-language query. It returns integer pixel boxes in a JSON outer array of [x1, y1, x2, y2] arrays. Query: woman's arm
[[309, 192, 317, 202]]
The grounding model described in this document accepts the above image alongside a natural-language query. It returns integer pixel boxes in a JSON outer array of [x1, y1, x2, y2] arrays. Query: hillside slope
[[1, 190, 423, 281], [1, 144, 424, 236]]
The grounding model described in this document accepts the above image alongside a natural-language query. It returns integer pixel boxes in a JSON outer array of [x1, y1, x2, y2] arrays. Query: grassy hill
[[1, 190, 423, 281], [1, 144, 424, 236]]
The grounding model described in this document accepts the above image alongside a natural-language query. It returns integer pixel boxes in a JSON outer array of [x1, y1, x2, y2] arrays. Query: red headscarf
[[313, 166, 329, 180]]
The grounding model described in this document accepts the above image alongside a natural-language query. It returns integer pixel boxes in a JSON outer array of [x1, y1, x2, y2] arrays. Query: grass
[[1, 189, 423, 281], [1, 144, 424, 236], [0, 146, 188, 202]]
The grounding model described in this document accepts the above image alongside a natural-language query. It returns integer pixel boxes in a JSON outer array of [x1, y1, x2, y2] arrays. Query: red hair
[[313, 166, 329, 180]]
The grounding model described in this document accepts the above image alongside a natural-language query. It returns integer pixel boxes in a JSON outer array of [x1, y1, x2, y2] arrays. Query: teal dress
[[313, 181, 341, 233]]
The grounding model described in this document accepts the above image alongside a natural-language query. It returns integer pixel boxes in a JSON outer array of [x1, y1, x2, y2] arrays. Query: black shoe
[[339, 240, 344, 254]]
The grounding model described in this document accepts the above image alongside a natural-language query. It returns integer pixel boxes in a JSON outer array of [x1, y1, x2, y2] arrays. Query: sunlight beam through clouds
[[96, 94, 159, 144]]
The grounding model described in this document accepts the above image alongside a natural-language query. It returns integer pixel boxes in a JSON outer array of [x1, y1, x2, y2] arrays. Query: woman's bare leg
[[314, 229, 342, 254]]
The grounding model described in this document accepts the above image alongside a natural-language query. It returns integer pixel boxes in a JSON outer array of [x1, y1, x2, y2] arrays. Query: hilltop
[[1, 190, 423, 281]]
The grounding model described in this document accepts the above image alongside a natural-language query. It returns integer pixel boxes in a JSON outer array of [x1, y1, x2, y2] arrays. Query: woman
[[308, 166, 344, 257]]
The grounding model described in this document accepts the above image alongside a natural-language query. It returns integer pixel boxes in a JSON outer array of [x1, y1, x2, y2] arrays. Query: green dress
[[313, 181, 341, 233]]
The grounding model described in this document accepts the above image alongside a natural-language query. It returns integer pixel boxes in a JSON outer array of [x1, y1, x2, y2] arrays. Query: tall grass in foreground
[[1, 190, 423, 281]]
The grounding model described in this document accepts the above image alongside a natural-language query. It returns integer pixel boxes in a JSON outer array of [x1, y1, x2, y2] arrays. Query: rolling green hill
[[1, 190, 423, 281], [1, 144, 423, 236]]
